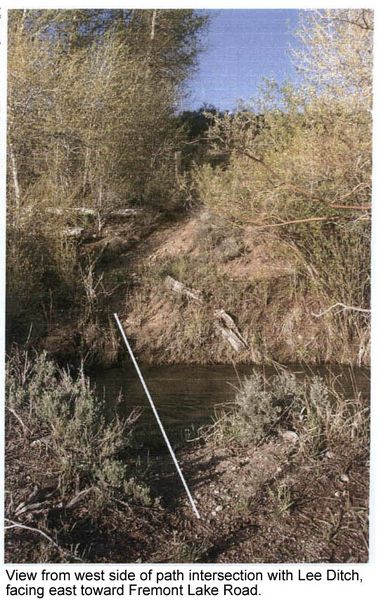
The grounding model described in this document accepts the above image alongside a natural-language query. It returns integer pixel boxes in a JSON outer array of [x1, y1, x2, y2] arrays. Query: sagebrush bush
[[6, 349, 149, 502], [228, 371, 304, 443], [213, 369, 369, 454]]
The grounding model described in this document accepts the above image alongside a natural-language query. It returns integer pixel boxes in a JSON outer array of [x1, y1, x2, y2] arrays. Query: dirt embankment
[[41, 209, 370, 367]]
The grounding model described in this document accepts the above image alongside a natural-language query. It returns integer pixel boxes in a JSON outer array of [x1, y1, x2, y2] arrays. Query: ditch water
[[91, 363, 370, 449]]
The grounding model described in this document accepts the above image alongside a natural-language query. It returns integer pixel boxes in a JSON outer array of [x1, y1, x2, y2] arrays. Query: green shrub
[[211, 369, 369, 454], [298, 375, 369, 455], [6, 212, 78, 344], [228, 371, 303, 443], [6, 350, 144, 500]]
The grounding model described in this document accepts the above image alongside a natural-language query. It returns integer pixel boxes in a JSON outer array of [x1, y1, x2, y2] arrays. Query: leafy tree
[[196, 9, 372, 354], [291, 9, 373, 109], [8, 9, 208, 212], [7, 8, 208, 342], [178, 104, 227, 169]]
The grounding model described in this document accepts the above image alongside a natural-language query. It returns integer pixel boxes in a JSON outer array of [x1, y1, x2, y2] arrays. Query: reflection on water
[[91, 363, 370, 447]]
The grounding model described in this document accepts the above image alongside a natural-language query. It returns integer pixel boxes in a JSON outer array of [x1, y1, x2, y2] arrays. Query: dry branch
[[15, 501, 51, 517], [239, 149, 371, 213], [329, 204, 371, 211], [7, 406, 31, 435], [249, 216, 335, 228], [4, 518, 83, 562], [312, 303, 371, 317], [66, 487, 93, 509]]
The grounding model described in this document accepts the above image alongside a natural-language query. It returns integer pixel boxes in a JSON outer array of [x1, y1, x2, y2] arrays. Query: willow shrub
[[196, 11, 372, 356], [6, 208, 79, 344], [195, 89, 371, 364]]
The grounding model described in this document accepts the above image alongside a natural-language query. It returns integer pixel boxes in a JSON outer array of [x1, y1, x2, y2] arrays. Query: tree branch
[[239, 148, 371, 211], [250, 216, 336, 228], [320, 14, 373, 31]]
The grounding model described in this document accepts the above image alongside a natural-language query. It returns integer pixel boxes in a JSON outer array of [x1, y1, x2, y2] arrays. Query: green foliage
[[195, 11, 372, 359], [178, 105, 227, 170], [225, 371, 303, 444], [298, 375, 369, 456], [6, 209, 78, 342], [7, 9, 208, 213], [291, 9, 373, 107], [7, 9, 208, 344], [6, 350, 144, 501], [212, 369, 369, 457], [170, 540, 207, 563]]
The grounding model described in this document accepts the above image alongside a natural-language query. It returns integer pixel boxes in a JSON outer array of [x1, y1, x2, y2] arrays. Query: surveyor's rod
[[113, 313, 200, 519]]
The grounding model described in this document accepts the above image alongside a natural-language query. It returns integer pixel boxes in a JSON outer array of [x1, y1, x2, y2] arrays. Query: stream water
[[91, 363, 370, 449]]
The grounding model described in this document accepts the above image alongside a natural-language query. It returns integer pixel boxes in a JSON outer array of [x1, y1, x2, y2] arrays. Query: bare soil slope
[[40, 209, 369, 367]]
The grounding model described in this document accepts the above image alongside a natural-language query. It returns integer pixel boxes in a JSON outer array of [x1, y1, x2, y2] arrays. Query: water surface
[[92, 364, 370, 448]]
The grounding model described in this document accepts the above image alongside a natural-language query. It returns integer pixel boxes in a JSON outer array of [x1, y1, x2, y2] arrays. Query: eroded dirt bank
[[41, 210, 370, 368]]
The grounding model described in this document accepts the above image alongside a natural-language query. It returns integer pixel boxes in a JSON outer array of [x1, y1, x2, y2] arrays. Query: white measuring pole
[[113, 313, 200, 519]]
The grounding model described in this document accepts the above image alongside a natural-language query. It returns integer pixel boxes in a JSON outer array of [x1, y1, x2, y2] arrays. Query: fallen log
[[215, 324, 247, 352], [46, 207, 94, 217], [165, 275, 203, 303], [108, 208, 142, 218], [214, 309, 249, 352], [47, 207, 142, 218], [164, 276, 249, 352]]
